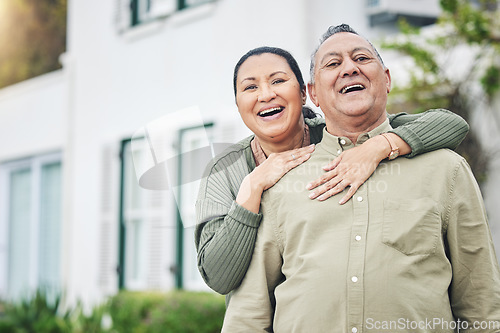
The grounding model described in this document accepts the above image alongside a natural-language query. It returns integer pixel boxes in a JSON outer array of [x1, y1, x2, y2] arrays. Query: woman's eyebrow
[[269, 71, 287, 77], [240, 77, 256, 84], [240, 71, 288, 84]]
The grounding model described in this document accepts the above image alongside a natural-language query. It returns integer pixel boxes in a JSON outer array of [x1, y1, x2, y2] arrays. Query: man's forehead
[[317, 32, 373, 58]]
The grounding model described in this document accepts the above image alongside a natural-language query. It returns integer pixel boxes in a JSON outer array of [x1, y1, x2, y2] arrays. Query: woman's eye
[[272, 78, 285, 85], [243, 85, 257, 91]]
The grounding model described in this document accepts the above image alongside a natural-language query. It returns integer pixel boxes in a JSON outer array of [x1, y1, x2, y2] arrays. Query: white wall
[[0, 71, 67, 161]]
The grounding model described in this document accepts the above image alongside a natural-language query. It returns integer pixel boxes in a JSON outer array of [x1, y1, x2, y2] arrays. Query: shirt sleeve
[[195, 152, 262, 295], [445, 158, 500, 331], [387, 108, 469, 158], [221, 194, 283, 332]]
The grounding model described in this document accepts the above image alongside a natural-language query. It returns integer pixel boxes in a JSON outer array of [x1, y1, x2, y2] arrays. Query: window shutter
[[98, 144, 120, 295], [146, 189, 171, 289], [114, 0, 132, 32]]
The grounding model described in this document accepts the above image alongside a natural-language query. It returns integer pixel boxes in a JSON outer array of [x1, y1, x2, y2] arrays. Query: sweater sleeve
[[387, 108, 469, 158], [195, 146, 262, 294]]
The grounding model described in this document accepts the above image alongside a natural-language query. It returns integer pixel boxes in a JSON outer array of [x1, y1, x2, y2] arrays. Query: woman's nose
[[258, 84, 277, 102]]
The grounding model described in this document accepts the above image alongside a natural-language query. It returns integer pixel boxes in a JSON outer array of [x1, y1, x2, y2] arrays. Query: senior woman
[[195, 46, 468, 295]]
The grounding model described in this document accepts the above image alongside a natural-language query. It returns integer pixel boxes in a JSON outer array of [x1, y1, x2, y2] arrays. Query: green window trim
[[175, 122, 213, 289], [130, 0, 214, 27]]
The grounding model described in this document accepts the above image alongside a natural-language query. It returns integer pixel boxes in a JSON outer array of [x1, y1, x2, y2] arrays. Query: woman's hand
[[236, 144, 315, 213], [306, 135, 396, 204]]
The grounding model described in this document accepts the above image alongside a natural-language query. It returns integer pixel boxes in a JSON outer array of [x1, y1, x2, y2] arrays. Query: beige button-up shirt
[[222, 120, 500, 333]]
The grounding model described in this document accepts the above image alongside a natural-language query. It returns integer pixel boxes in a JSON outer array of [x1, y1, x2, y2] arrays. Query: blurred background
[[0, 0, 499, 314]]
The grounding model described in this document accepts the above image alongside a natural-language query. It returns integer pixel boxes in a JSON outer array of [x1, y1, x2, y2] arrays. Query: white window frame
[[0, 152, 62, 300]]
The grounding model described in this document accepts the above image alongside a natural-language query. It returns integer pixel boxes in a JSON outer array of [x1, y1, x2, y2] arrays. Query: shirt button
[[337, 149, 342, 154], [351, 276, 358, 283], [352, 328, 358, 333], [357, 196, 363, 202], [340, 139, 347, 145], [355, 235, 361, 241]]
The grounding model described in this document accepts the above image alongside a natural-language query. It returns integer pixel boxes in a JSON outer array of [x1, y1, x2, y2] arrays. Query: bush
[[0, 289, 73, 333], [0, 289, 225, 333], [108, 290, 225, 333]]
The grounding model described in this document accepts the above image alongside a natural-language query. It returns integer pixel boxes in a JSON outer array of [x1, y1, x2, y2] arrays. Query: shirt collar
[[318, 118, 393, 157]]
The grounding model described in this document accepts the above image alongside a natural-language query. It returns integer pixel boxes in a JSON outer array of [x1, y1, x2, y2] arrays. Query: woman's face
[[235, 53, 306, 143]]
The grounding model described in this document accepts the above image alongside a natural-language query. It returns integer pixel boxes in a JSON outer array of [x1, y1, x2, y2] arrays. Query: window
[[366, 0, 440, 27], [366, 0, 380, 7], [120, 0, 213, 28], [118, 121, 215, 291], [175, 123, 214, 290], [118, 137, 176, 291], [0, 153, 62, 300], [120, 140, 149, 289]]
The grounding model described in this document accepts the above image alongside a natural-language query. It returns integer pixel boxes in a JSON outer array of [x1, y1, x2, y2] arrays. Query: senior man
[[221, 24, 500, 332]]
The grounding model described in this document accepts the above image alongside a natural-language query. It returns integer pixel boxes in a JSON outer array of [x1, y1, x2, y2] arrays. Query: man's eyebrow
[[352, 47, 375, 55], [320, 52, 340, 65], [320, 47, 375, 64], [240, 71, 288, 84]]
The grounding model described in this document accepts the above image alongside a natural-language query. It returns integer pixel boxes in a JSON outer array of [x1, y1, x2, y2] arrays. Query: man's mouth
[[258, 107, 284, 117], [340, 84, 365, 94]]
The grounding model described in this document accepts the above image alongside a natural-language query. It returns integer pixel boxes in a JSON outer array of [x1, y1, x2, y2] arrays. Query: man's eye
[[326, 62, 339, 67], [356, 56, 369, 62]]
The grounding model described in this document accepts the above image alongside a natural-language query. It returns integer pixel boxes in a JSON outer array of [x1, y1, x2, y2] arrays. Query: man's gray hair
[[309, 23, 385, 83]]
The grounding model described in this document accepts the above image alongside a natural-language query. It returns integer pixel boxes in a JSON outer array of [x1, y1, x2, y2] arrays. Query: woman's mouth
[[258, 107, 284, 118]]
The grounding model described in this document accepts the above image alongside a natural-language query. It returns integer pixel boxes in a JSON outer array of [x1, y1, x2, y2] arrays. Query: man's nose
[[258, 84, 277, 102], [341, 59, 359, 77]]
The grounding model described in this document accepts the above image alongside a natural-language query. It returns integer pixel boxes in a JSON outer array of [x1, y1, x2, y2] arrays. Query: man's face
[[308, 32, 391, 125]]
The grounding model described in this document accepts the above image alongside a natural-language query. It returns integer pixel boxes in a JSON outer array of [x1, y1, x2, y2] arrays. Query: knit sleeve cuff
[[228, 201, 263, 228], [389, 126, 424, 158]]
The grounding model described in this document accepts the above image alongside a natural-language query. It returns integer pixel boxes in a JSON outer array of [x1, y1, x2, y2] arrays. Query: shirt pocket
[[382, 198, 441, 256]]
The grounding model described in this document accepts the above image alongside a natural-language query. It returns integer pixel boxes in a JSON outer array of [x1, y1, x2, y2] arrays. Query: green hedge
[[0, 289, 73, 333], [108, 291, 225, 333], [0, 290, 226, 333]]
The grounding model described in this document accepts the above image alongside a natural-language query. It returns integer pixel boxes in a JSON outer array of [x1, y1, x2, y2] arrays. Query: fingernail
[[318, 195, 326, 201], [308, 192, 315, 199], [306, 183, 312, 190], [339, 199, 345, 205]]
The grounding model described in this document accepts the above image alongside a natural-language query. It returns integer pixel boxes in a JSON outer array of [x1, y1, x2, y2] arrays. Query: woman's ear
[[307, 82, 319, 107]]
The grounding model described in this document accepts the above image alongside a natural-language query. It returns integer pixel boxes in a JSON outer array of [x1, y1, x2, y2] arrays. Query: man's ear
[[301, 86, 307, 104], [307, 82, 319, 107], [385, 68, 392, 94]]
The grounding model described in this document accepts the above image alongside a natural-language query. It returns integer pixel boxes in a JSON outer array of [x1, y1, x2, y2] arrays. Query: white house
[[0, 0, 498, 308]]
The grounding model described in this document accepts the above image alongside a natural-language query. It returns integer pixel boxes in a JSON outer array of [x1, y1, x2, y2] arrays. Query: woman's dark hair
[[233, 46, 317, 119], [301, 105, 318, 119]]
